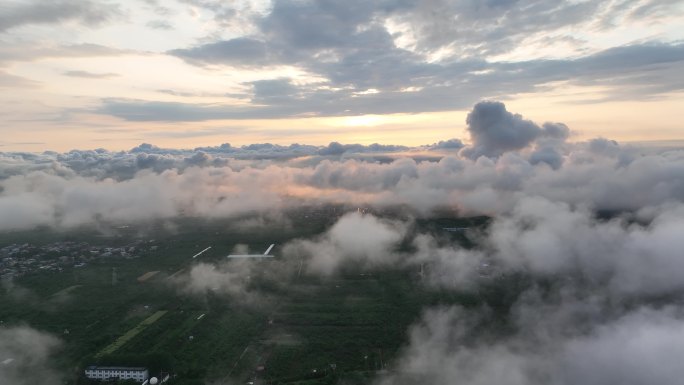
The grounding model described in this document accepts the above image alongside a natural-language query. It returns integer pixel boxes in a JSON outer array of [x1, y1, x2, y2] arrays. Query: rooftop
[[86, 366, 148, 371]]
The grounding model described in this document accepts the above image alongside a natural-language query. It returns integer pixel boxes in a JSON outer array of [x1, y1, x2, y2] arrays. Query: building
[[84, 366, 149, 382]]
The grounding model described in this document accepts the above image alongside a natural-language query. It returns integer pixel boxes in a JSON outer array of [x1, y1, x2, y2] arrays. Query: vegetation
[[0, 208, 516, 384], [96, 311, 168, 357]]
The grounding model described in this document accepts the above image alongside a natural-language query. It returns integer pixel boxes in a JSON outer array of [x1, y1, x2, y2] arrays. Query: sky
[[0, 0, 683, 151]]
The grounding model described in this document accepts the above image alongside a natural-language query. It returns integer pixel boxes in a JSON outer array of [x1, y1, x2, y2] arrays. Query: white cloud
[[0, 326, 62, 385]]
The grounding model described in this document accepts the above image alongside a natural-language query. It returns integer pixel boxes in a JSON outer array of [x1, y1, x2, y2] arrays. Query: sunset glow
[[0, 0, 681, 151]]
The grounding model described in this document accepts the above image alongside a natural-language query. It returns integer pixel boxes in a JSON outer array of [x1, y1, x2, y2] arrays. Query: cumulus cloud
[[460, 101, 571, 159], [529, 145, 564, 169], [486, 197, 684, 296], [0, 326, 62, 385], [351, 194, 684, 299], [409, 233, 485, 289], [377, 302, 684, 385], [558, 307, 684, 385], [174, 249, 297, 306], [166, 191, 684, 383], [277, 195, 684, 299], [318, 142, 409, 156], [178, 261, 254, 299], [461, 101, 543, 158], [426, 138, 464, 151], [283, 212, 407, 275], [2, 140, 684, 231]]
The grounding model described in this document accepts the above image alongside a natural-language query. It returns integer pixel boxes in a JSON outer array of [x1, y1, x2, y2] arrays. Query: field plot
[[50, 284, 82, 297], [97, 310, 168, 357], [137, 271, 160, 283]]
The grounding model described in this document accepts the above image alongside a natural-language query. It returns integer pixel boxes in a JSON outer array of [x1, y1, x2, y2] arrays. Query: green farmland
[[0, 208, 498, 385], [96, 311, 168, 357]]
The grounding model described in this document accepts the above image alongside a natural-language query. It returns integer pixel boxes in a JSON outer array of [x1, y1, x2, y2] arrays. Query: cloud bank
[[171, 188, 684, 383], [377, 303, 684, 385], [269, 191, 684, 385], [1, 102, 684, 231]]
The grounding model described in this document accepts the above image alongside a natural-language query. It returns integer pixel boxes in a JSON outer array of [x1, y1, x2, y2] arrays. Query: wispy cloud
[[62, 70, 119, 79]]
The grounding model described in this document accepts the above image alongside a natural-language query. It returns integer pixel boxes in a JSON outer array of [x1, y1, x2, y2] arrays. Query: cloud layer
[[378, 304, 684, 385], [2, 102, 684, 231], [269, 189, 684, 385]]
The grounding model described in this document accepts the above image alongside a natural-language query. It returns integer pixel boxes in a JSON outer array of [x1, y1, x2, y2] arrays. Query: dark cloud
[[0, 0, 122, 32], [97, 98, 251, 121], [127, 42, 677, 121], [170, 38, 270, 66], [318, 142, 409, 156], [529, 145, 564, 169], [541, 122, 570, 140], [147, 0, 684, 122], [194, 143, 235, 153], [460, 101, 544, 158], [391, 0, 597, 56], [456, 102, 573, 163], [250, 78, 301, 104], [588, 137, 620, 155], [130, 142, 181, 154], [427, 139, 465, 151], [155, 89, 231, 98], [196, 142, 320, 158]]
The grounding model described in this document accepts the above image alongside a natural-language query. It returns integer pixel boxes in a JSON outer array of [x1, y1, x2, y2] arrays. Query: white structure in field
[[191, 246, 212, 259], [227, 244, 275, 258], [85, 366, 149, 382]]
